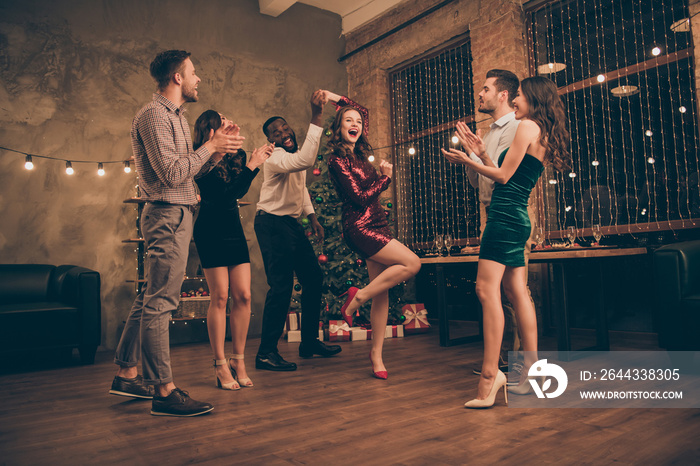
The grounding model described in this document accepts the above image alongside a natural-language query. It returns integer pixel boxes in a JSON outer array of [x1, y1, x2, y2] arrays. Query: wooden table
[[420, 247, 649, 358]]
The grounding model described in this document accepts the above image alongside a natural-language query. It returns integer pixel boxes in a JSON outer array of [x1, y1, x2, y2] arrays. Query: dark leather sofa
[[653, 240, 700, 350], [0, 264, 101, 363]]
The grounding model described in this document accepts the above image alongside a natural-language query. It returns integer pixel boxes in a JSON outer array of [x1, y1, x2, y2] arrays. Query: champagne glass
[[566, 226, 576, 247], [433, 234, 443, 255], [533, 226, 544, 249], [592, 224, 602, 244], [444, 234, 453, 255]]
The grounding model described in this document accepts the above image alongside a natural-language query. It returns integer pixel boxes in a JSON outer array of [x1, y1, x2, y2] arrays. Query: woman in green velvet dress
[[442, 76, 570, 408]]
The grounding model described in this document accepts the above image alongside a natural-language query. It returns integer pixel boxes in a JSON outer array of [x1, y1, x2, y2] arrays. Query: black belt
[[149, 201, 196, 214]]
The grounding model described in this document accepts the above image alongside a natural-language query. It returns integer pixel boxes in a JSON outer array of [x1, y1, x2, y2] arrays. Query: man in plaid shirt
[[110, 50, 243, 417]]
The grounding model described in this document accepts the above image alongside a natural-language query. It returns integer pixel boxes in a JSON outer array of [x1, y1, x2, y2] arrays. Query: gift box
[[286, 330, 324, 342], [350, 326, 373, 341], [286, 330, 301, 342], [326, 320, 351, 342], [285, 311, 299, 332], [384, 324, 404, 338], [402, 303, 431, 334]]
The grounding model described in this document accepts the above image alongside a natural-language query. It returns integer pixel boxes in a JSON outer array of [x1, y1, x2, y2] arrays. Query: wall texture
[[0, 0, 347, 350]]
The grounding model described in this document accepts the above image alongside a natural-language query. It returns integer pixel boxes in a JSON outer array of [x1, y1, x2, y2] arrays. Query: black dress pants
[[254, 212, 323, 355]]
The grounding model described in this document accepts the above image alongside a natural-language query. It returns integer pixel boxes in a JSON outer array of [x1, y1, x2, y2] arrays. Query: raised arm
[[328, 156, 390, 206], [265, 124, 323, 173], [442, 120, 540, 184]]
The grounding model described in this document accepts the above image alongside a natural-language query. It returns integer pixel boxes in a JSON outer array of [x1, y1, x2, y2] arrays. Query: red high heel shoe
[[340, 287, 359, 327], [369, 353, 388, 380]]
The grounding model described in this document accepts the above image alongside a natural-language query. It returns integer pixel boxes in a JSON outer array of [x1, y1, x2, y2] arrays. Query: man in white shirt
[[460, 70, 536, 375], [254, 90, 342, 371]]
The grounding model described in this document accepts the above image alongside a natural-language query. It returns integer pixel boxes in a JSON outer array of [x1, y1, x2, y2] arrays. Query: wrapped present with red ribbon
[[326, 320, 351, 342], [384, 324, 404, 339], [285, 311, 299, 332], [402, 303, 430, 334], [350, 326, 373, 341]]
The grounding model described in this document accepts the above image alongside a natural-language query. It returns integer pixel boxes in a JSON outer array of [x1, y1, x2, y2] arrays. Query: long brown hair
[[326, 107, 373, 159], [520, 76, 570, 172], [193, 110, 244, 182]]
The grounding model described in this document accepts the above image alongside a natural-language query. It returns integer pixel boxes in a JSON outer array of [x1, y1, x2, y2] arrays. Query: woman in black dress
[[193, 110, 273, 390]]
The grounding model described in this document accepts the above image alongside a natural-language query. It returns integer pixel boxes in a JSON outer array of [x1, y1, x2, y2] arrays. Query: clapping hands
[[379, 159, 393, 178], [247, 142, 274, 170]]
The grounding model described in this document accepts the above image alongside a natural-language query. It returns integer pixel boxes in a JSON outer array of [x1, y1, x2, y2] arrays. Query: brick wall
[[343, 0, 529, 158]]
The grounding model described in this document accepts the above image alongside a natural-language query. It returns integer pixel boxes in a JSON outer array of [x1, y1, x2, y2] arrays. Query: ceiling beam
[[259, 0, 297, 17]]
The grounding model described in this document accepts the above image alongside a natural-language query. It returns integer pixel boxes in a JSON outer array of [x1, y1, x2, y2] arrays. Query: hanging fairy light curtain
[[529, 0, 699, 235], [390, 39, 480, 249]]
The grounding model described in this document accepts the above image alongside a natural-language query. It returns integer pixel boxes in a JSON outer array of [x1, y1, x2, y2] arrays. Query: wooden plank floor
[[1, 332, 699, 465]]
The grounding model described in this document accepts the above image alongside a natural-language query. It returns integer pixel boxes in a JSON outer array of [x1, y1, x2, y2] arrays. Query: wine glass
[[533, 226, 544, 249], [566, 226, 576, 247], [592, 224, 602, 244], [433, 234, 443, 255], [444, 234, 453, 255]]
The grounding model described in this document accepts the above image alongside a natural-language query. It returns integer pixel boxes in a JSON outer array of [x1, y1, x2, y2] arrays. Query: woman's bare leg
[[228, 263, 252, 382], [344, 239, 420, 315], [502, 266, 538, 381], [366, 259, 388, 373], [474, 259, 507, 399], [204, 266, 236, 386]]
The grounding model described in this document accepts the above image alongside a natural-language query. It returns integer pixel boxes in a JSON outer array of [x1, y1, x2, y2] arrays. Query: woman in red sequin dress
[[326, 93, 421, 379]]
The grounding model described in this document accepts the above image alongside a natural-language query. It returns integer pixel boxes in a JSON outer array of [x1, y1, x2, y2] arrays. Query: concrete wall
[[0, 0, 347, 350]]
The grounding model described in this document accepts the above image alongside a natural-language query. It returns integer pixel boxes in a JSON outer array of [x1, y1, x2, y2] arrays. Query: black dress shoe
[[109, 375, 155, 399], [299, 340, 342, 358], [151, 388, 213, 417], [255, 351, 297, 371]]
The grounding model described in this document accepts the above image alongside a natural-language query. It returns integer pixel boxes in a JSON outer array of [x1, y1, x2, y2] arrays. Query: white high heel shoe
[[214, 359, 240, 390], [229, 354, 254, 388], [464, 370, 508, 408]]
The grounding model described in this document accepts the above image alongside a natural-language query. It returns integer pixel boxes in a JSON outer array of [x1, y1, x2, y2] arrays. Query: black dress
[[193, 150, 259, 269]]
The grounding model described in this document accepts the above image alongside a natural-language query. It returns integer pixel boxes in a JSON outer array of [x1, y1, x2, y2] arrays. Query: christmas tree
[[293, 120, 410, 325]]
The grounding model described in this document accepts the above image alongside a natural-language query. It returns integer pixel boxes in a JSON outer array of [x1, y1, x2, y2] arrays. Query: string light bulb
[[24, 155, 34, 170], [65, 161, 74, 175], [408, 147, 416, 155], [679, 106, 687, 113], [645, 130, 653, 137], [592, 160, 600, 167], [124, 161, 131, 173], [451, 136, 459, 145], [97, 163, 105, 176], [596, 74, 606, 83], [647, 157, 655, 164], [368, 155, 375, 162], [569, 172, 577, 178], [651, 46, 661, 56]]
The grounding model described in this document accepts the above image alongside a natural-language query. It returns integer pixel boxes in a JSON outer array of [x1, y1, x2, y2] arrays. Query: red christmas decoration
[[318, 254, 328, 264], [313, 168, 321, 176], [356, 258, 364, 266]]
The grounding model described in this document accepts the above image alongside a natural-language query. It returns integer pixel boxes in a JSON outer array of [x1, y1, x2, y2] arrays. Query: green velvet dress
[[479, 149, 544, 267]]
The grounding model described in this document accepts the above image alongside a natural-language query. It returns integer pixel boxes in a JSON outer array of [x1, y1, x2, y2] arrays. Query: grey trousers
[[114, 203, 192, 385]]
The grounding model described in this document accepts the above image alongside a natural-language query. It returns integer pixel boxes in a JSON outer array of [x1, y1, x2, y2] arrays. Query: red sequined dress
[[328, 151, 393, 258]]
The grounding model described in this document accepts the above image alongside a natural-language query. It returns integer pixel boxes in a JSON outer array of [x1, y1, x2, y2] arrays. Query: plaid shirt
[[131, 94, 213, 205]]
